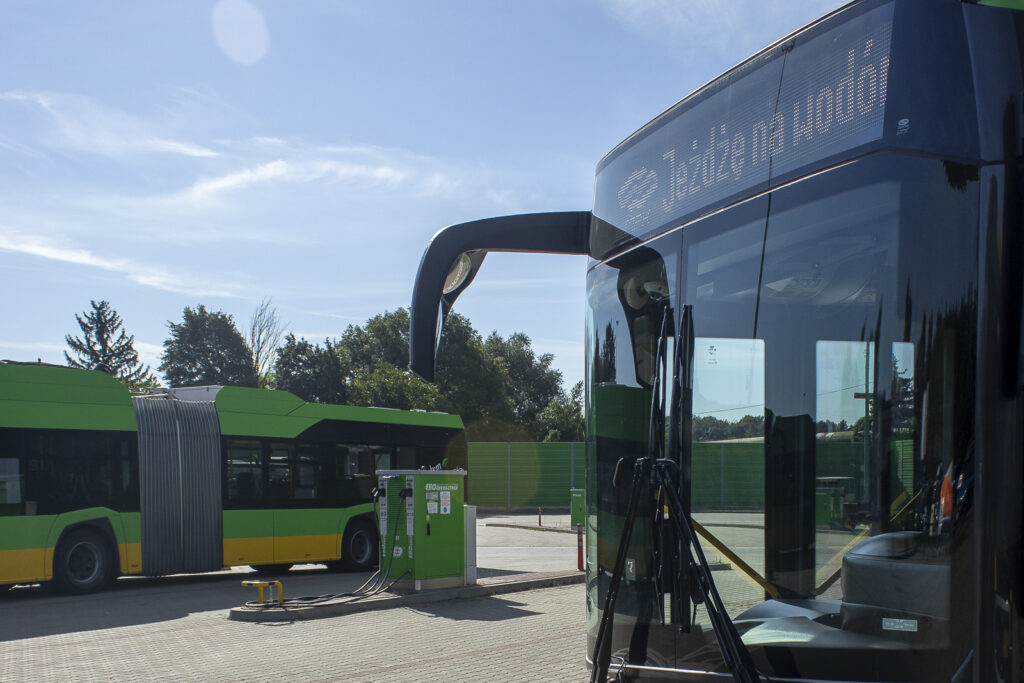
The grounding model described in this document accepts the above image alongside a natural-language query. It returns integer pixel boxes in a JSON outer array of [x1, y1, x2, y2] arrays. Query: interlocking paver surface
[[2, 584, 588, 682]]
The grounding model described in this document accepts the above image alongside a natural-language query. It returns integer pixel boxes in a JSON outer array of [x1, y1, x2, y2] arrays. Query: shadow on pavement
[[401, 594, 540, 622], [0, 565, 372, 642]]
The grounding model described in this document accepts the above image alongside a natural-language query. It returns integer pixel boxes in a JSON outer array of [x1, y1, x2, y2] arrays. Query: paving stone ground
[[1, 584, 588, 682]]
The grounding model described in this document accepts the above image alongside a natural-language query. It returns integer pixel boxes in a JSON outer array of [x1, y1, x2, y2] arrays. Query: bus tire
[[341, 519, 378, 572], [52, 527, 115, 594]]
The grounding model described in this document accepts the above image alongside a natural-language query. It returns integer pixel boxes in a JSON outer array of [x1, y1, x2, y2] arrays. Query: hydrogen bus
[[0, 361, 465, 594], [408, 0, 1024, 680]]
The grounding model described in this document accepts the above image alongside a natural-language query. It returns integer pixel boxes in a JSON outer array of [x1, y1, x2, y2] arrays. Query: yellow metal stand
[[242, 580, 284, 604]]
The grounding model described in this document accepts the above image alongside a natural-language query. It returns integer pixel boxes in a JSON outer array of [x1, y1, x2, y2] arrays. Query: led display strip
[[595, 2, 894, 241]]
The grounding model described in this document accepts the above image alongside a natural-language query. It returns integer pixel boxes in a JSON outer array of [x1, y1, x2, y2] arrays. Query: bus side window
[[0, 457, 22, 515], [226, 440, 263, 507], [268, 445, 291, 503], [294, 444, 319, 502]]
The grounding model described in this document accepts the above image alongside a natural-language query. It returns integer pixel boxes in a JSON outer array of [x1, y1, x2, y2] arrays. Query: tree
[[349, 363, 442, 410], [333, 308, 568, 440], [593, 322, 617, 384], [340, 309, 411, 370], [273, 334, 346, 404], [435, 313, 515, 437], [247, 297, 286, 389], [337, 309, 516, 436], [538, 381, 585, 442], [484, 331, 563, 440], [65, 300, 156, 391], [159, 305, 257, 387]]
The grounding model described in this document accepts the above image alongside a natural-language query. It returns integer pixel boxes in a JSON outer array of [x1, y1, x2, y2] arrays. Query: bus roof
[[0, 362, 137, 431], [0, 363, 464, 437], [215, 386, 465, 438]]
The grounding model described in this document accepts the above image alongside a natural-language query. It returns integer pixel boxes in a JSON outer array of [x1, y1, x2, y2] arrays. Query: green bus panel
[[0, 364, 136, 432], [0, 515, 59, 552], [215, 386, 463, 439]]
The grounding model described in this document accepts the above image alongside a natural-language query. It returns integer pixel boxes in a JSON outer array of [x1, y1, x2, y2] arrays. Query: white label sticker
[[426, 492, 439, 501], [392, 546, 403, 558], [882, 618, 918, 632], [440, 491, 451, 514], [427, 501, 439, 514]]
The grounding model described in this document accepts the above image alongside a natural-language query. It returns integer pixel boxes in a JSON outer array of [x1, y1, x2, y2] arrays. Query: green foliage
[[692, 413, 764, 442], [539, 381, 584, 442], [348, 363, 442, 410], [159, 305, 257, 388], [592, 322, 617, 384], [340, 309, 410, 370], [484, 331, 562, 439], [179, 304, 574, 442], [273, 334, 345, 404], [65, 300, 156, 391], [435, 312, 514, 434]]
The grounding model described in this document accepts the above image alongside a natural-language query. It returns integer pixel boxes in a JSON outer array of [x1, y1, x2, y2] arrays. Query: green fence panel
[[467, 442, 584, 509], [467, 442, 508, 507], [572, 442, 585, 490], [510, 443, 572, 507], [816, 439, 867, 501], [692, 442, 764, 509]]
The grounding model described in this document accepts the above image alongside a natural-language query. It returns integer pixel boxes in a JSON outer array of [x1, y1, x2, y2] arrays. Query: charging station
[[377, 469, 467, 591]]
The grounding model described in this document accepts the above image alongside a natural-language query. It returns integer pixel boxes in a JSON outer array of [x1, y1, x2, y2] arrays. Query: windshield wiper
[[590, 306, 765, 683]]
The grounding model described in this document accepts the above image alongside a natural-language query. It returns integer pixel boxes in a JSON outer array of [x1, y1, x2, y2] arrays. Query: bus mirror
[[409, 211, 592, 382]]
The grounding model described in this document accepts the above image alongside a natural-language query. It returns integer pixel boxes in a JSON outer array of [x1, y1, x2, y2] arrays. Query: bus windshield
[[585, 151, 978, 679]]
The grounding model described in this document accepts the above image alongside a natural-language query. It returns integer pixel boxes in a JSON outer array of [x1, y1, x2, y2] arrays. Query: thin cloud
[[177, 155, 434, 205], [601, 0, 846, 66], [0, 231, 242, 298], [0, 341, 65, 354], [0, 90, 219, 159]]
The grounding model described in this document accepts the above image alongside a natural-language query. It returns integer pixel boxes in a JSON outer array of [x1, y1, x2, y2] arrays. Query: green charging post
[[377, 469, 467, 591]]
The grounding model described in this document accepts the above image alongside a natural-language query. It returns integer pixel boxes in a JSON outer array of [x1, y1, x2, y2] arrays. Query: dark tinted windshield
[[586, 153, 979, 680]]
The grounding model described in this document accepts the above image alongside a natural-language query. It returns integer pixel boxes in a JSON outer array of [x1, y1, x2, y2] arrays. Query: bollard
[[577, 523, 584, 572], [538, 507, 542, 527]]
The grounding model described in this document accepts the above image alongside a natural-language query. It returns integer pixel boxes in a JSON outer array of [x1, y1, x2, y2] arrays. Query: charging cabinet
[[377, 470, 467, 591]]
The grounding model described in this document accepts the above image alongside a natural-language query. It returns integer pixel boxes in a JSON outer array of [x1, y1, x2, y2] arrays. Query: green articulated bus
[[0, 361, 466, 594]]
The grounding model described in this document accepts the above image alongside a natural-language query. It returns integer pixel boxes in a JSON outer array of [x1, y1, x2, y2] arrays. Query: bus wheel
[[53, 528, 114, 594], [342, 519, 378, 572]]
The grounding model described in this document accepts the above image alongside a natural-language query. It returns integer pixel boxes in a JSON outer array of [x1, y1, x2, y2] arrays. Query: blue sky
[[0, 0, 844, 392]]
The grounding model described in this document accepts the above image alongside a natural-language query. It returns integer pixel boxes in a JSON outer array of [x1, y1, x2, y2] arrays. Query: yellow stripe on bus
[[119, 542, 142, 575], [274, 534, 341, 564], [0, 547, 47, 584], [223, 535, 341, 567]]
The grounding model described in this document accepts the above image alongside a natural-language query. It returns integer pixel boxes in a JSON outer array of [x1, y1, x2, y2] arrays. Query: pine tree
[[65, 300, 156, 390]]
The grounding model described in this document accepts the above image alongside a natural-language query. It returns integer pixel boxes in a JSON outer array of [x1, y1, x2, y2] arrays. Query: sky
[[0, 0, 847, 393]]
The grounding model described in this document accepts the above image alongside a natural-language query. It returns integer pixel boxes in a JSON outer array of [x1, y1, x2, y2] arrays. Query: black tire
[[250, 563, 292, 576], [341, 519, 378, 572], [52, 528, 115, 594]]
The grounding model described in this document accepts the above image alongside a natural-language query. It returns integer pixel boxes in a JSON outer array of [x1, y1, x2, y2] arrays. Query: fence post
[[506, 441, 512, 512], [720, 443, 726, 507], [569, 442, 575, 489]]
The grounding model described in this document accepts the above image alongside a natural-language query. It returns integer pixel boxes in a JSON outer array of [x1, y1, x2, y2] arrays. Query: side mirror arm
[[409, 211, 591, 381]]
